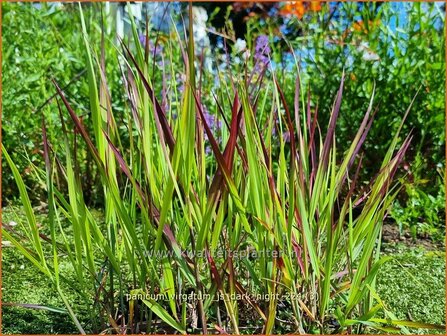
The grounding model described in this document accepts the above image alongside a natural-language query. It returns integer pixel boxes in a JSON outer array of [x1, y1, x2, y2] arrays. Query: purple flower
[[205, 145, 212, 155], [255, 35, 271, 54], [202, 105, 221, 155], [202, 107, 222, 132], [176, 73, 186, 94], [138, 34, 163, 57], [150, 43, 163, 57], [254, 35, 271, 68], [139, 34, 146, 46]]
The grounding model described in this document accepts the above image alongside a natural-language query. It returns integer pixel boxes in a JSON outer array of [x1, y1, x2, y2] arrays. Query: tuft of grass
[[2, 3, 444, 335]]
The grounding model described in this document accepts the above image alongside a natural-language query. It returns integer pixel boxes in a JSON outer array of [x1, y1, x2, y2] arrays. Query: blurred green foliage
[[302, 3, 445, 178], [391, 155, 445, 241], [2, 3, 125, 204], [2, 3, 88, 201]]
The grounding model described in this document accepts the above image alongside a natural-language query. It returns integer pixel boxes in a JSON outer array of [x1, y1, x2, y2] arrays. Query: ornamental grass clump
[[3, 4, 444, 335]]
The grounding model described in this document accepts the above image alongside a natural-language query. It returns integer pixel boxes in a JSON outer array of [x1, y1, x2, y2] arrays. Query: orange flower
[[295, 2, 306, 17], [280, 1, 322, 19], [280, 2, 305, 19], [353, 20, 365, 32], [309, 1, 322, 12], [352, 19, 380, 33], [280, 3, 293, 15]]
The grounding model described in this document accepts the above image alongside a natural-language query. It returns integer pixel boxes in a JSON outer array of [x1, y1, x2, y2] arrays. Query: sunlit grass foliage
[[3, 3, 444, 335]]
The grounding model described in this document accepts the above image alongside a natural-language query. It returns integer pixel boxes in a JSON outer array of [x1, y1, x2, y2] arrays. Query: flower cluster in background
[[352, 19, 381, 34], [138, 34, 164, 57], [254, 34, 271, 69], [279, 1, 323, 18], [202, 105, 222, 154]]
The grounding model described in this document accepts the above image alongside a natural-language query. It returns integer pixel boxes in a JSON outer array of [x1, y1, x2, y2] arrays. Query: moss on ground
[[2, 206, 90, 334], [375, 244, 446, 334], [2, 248, 84, 334]]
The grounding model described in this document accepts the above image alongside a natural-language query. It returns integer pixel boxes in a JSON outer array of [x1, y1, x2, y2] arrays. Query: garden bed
[[2, 2, 445, 334]]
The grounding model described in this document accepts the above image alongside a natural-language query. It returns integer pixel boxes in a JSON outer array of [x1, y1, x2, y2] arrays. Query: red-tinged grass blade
[[192, 89, 245, 213], [209, 94, 242, 197], [205, 248, 223, 290], [350, 109, 376, 168], [353, 132, 411, 209], [255, 117, 280, 202], [335, 107, 376, 196], [274, 78, 299, 236], [223, 94, 240, 168], [213, 92, 248, 170], [102, 131, 181, 252], [376, 134, 413, 198], [42, 118, 52, 174], [274, 78, 297, 160], [233, 278, 267, 321], [52, 80, 103, 168], [120, 39, 175, 151], [321, 72, 344, 170], [292, 238, 306, 275], [120, 61, 142, 132], [306, 85, 312, 131], [294, 76, 310, 194], [340, 154, 364, 219], [360, 132, 413, 208], [194, 92, 248, 250], [308, 104, 318, 191], [102, 131, 146, 202]]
